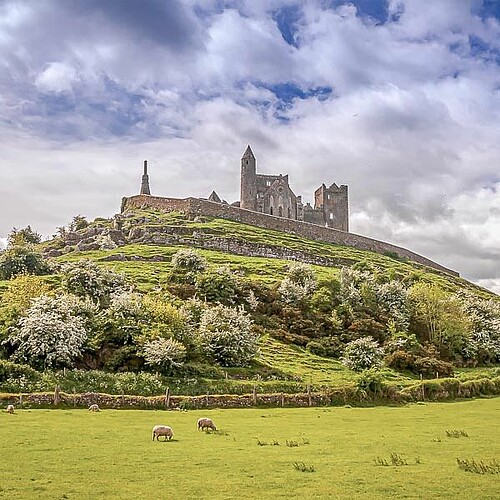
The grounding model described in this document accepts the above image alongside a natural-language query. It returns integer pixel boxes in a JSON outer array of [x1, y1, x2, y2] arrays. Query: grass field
[[1, 398, 499, 499]]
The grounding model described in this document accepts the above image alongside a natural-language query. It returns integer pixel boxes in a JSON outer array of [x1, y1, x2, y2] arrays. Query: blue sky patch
[[272, 4, 302, 47]]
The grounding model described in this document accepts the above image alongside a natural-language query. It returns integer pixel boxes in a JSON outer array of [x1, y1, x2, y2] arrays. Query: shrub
[[278, 262, 316, 306], [413, 357, 454, 378], [341, 337, 384, 372], [7, 294, 88, 369], [196, 266, 239, 305], [199, 305, 258, 366], [0, 245, 49, 279], [143, 338, 187, 374], [168, 249, 208, 284], [0, 359, 39, 382], [61, 260, 128, 307]]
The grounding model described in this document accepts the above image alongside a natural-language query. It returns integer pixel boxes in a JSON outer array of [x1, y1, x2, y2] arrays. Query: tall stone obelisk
[[140, 160, 151, 195]]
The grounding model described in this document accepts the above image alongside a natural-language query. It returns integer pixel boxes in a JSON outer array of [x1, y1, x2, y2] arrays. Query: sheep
[[6, 404, 15, 414], [88, 404, 100, 412], [197, 417, 217, 432], [152, 425, 174, 441]]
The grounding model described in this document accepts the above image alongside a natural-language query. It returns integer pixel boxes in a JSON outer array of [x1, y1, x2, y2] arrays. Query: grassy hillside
[[0, 207, 498, 396], [52, 208, 493, 296]]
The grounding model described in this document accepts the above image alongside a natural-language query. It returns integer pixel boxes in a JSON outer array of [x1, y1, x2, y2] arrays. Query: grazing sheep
[[88, 404, 100, 412], [197, 417, 217, 431], [152, 425, 174, 441], [6, 404, 15, 414]]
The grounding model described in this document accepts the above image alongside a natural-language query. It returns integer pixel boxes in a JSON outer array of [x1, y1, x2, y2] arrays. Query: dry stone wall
[[122, 195, 459, 276]]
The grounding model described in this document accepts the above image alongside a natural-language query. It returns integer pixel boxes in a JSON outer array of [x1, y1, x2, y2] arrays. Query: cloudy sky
[[1, 0, 499, 292]]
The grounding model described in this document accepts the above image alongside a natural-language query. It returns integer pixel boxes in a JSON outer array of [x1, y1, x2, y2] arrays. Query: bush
[[199, 305, 259, 366], [278, 262, 316, 306], [143, 338, 187, 374], [0, 359, 39, 383], [7, 294, 88, 370], [413, 357, 454, 378], [168, 249, 208, 284], [341, 337, 384, 372], [0, 245, 49, 279], [61, 260, 128, 307], [196, 266, 240, 305]]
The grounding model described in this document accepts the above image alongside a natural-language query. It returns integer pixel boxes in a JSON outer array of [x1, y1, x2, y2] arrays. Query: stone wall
[[121, 195, 459, 276]]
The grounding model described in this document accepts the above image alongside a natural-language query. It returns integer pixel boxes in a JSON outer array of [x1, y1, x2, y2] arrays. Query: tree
[[69, 215, 89, 232], [408, 283, 469, 352], [168, 249, 208, 284], [278, 262, 317, 305], [199, 305, 258, 366], [61, 260, 128, 307], [8, 226, 42, 246], [341, 337, 384, 372], [142, 337, 186, 374], [7, 295, 87, 369], [0, 245, 49, 279], [196, 266, 239, 305]]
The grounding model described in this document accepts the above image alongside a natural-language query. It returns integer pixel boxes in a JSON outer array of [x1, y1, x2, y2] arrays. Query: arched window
[[279, 206, 283, 217], [270, 207, 273, 215]]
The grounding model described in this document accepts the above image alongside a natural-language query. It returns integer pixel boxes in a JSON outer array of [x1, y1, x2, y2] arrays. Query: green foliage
[[196, 266, 240, 305], [168, 249, 208, 284], [8, 226, 42, 246], [69, 215, 89, 232], [0, 245, 49, 279]]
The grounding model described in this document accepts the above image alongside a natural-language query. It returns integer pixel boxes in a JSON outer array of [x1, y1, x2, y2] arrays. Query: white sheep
[[6, 404, 15, 414], [152, 425, 174, 441], [197, 417, 217, 431], [88, 404, 100, 412]]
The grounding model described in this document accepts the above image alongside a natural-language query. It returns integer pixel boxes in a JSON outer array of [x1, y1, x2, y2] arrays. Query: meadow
[[1, 398, 499, 499]]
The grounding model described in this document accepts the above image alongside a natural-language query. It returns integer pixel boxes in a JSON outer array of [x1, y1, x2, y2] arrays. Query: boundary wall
[[121, 195, 458, 276]]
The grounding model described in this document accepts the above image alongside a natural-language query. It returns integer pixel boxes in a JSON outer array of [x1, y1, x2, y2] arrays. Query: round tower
[[240, 145, 256, 210]]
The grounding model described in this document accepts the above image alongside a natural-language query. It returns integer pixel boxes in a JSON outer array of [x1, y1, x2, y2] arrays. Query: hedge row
[[1, 376, 499, 409]]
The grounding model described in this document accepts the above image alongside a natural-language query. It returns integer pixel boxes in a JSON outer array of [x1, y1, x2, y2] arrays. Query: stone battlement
[[121, 194, 458, 276]]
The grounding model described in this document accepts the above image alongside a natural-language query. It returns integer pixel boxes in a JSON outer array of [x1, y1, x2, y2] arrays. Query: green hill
[[0, 207, 499, 398]]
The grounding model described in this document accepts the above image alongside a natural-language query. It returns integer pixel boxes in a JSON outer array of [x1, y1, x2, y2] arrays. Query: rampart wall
[[121, 195, 458, 276]]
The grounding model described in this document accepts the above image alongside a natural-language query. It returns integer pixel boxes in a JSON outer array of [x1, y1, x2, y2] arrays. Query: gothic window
[[288, 207, 291, 218], [329, 213, 334, 220], [270, 207, 273, 215], [279, 206, 283, 217], [266, 180, 271, 186]]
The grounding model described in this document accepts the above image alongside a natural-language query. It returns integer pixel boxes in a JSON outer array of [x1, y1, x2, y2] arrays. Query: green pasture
[[1, 398, 499, 499]]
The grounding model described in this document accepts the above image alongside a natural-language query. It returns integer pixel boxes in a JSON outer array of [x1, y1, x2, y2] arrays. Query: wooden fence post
[[252, 385, 257, 406], [73, 387, 77, 407], [280, 392, 284, 407], [165, 387, 171, 409], [19, 394, 23, 408], [205, 391, 209, 406], [307, 385, 312, 407], [54, 385, 60, 405]]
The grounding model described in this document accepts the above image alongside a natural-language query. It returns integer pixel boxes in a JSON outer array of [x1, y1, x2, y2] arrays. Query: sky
[[0, 0, 499, 293]]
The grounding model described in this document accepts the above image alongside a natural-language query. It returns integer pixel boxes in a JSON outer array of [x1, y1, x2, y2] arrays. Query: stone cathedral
[[239, 145, 349, 231]]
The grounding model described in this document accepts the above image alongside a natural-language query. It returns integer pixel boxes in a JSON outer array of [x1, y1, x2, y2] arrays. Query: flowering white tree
[[8, 294, 87, 369], [460, 293, 500, 363], [61, 259, 128, 306], [279, 262, 317, 305], [199, 304, 258, 366], [341, 337, 384, 372], [377, 281, 410, 333], [143, 337, 186, 373]]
